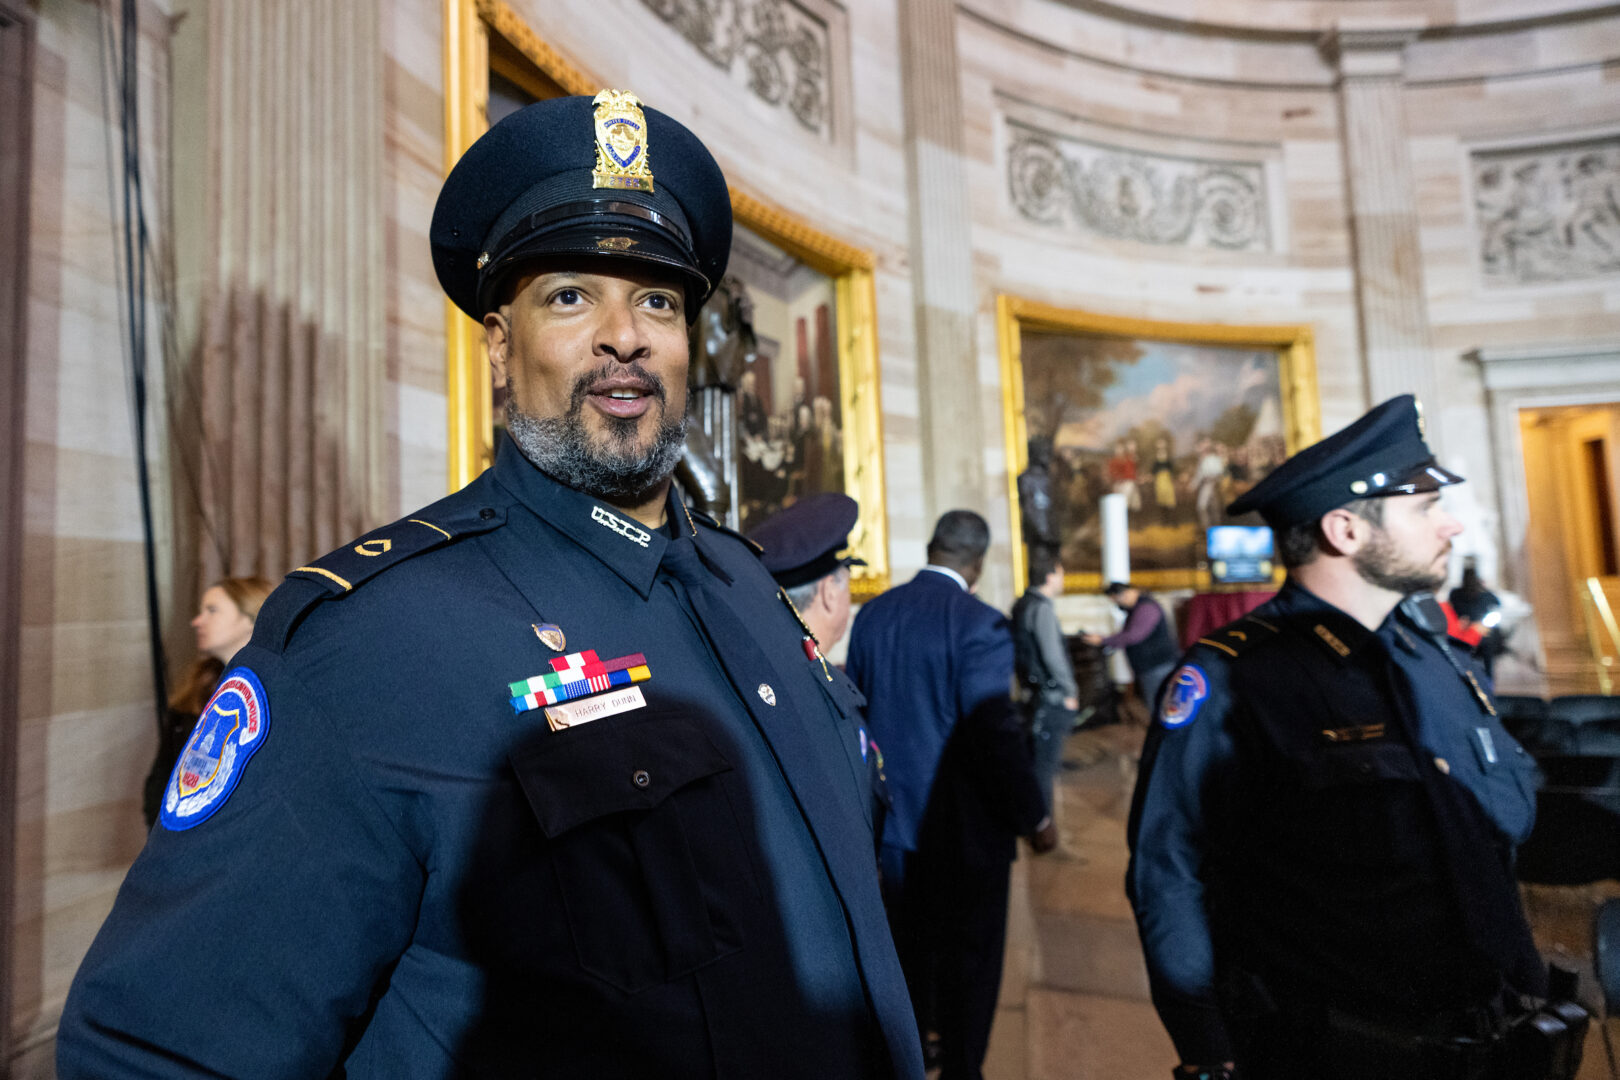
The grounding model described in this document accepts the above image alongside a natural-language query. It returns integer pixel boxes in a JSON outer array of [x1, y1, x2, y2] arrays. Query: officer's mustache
[[568, 361, 668, 418]]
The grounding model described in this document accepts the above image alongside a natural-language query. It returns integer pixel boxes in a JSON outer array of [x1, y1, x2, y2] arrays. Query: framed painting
[[442, 0, 890, 595], [997, 297, 1320, 591]]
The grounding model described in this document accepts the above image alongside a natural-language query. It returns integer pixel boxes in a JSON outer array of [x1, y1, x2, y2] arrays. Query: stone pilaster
[[1321, 21, 1443, 449], [897, 0, 986, 521]]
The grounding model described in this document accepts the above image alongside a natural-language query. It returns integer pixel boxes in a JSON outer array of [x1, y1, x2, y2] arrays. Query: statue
[[676, 275, 760, 524], [689, 274, 757, 389], [674, 424, 729, 518], [1018, 434, 1063, 578]]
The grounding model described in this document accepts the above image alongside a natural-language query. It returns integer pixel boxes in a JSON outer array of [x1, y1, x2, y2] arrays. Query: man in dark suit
[[847, 510, 1056, 1080], [57, 93, 923, 1080]]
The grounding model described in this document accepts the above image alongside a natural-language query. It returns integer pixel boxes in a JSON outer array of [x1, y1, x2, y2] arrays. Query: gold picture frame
[[441, 0, 890, 595], [996, 296, 1320, 593]]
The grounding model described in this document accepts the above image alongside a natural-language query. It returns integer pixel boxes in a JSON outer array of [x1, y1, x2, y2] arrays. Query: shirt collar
[[921, 564, 969, 592], [1272, 578, 1385, 664], [491, 434, 689, 599]]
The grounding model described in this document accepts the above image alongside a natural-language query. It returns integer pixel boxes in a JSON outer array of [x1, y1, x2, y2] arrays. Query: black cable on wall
[[103, 0, 169, 729]]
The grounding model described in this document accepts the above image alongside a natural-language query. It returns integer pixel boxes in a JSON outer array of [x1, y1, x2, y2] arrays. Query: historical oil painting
[[1001, 301, 1318, 588], [708, 223, 846, 533]]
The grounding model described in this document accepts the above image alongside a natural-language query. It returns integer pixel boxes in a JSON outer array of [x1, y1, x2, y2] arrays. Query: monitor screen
[[1207, 525, 1275, 585]]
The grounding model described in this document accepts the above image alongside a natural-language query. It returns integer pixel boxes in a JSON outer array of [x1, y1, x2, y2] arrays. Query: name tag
[[1322, 723, 1386, 743], [545, 686, 647, 731]]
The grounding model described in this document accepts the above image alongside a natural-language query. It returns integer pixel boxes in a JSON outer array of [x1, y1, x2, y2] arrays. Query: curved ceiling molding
[[1028, 0, 1620, 40], [960, 0, 1620, 91]]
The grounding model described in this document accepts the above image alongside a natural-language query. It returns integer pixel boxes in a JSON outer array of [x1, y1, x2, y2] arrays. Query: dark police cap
[[1227, 394, 1463, 528], [747, 493, 867, 589], [431, 90, 732, 321]]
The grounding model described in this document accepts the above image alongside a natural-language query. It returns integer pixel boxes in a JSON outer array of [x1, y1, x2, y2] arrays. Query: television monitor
[[1207, 525, 1275, 586]]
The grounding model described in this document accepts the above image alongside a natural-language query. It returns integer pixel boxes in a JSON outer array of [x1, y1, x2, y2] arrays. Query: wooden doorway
[[1520, 402, 1620, 692]]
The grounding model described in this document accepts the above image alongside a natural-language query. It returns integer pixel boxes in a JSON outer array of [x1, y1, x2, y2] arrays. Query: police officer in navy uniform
[[748, 492, 891, 850], [1126, 395, 1577, 1080], [58, 92, 925, 1080], [750, 491, 866, 655]]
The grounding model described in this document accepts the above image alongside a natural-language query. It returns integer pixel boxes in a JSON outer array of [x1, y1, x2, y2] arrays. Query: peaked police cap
[[1227, 395, 1463, 528], [430, 93, 732, 321], [747, 493, 867, 590]]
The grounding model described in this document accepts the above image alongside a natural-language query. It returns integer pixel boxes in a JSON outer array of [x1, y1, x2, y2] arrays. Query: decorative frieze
[[640, 0, 831, 136], [1473, 137, 1620, 287], [1006, 122, 1272, 252]]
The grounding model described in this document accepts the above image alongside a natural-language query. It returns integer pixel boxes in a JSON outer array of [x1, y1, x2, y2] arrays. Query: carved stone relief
[[1007, 122, 1271, 252], [640, 0, 830, 136], [1473, 138, 1620, 287]]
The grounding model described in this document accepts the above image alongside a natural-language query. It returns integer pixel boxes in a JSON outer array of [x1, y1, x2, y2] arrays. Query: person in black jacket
[[58, 92, 923, 1080]]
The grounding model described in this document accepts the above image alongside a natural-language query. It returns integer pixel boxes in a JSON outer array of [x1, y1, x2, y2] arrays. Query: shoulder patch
[[1158, 664, 1210, 729], [160, 667, 271, 830]]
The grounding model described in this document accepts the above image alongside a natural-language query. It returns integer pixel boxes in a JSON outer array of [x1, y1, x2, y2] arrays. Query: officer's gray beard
[[1353, 525, 1448, 596], [505, 366, 688, 503]]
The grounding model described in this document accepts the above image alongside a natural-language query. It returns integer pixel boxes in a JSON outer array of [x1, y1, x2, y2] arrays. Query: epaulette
[[685, 503, 764, 556], [1192, 611, 1281, 661], [254, 495, 507, 652]]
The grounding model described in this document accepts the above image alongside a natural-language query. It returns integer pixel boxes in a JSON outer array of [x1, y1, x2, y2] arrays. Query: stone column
[[1321, 21, 1443, 449], [897, 0, 985, 521]]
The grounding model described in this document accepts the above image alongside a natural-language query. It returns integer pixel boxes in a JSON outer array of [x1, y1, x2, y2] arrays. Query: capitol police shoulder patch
[[160, 667, 271, 831], [1159, 664, 1210, 729]]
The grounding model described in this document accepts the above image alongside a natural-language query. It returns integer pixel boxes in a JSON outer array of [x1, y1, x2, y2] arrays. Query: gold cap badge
[[592, 89, 655, 193]]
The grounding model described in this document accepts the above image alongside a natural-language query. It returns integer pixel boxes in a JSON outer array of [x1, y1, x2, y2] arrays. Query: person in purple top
[[1084, 581, 1178, 710]]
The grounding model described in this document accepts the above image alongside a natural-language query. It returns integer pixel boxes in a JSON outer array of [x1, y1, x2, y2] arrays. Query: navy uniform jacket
[[846, 569, 1045, 866], [59, 440, 925, 1080], [1125, 581, 1540, 1066]]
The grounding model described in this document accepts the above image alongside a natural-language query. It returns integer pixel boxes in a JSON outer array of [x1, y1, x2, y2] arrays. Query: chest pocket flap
[[512, 713, 734, 838], [1298, 739, 1423, 789]]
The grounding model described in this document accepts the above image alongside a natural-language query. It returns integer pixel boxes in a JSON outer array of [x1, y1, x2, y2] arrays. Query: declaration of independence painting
[[1017, 328, 1292, 580], [723, 223, 845, 532]]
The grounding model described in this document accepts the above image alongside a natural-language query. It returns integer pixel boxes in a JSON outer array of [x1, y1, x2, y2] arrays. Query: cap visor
[[1385, 460, 1465, 494], [478, 223, 710, 313]]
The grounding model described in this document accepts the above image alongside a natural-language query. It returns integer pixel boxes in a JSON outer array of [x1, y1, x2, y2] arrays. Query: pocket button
[[632, 769, 651, 789]]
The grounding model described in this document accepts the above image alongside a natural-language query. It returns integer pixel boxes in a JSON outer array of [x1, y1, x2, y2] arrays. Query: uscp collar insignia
[[160, 667, 271, 830], [592, 89, 654, 192], [1159, 664, 1209, 729], [591, 505, 652, 547]]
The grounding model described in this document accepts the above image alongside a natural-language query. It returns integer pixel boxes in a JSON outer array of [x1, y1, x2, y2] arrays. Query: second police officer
[[1127, 396, 1585, 1080]]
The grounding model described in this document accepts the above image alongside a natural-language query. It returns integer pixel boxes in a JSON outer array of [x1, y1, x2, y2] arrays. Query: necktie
[[657, 533, 924, 1078]]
